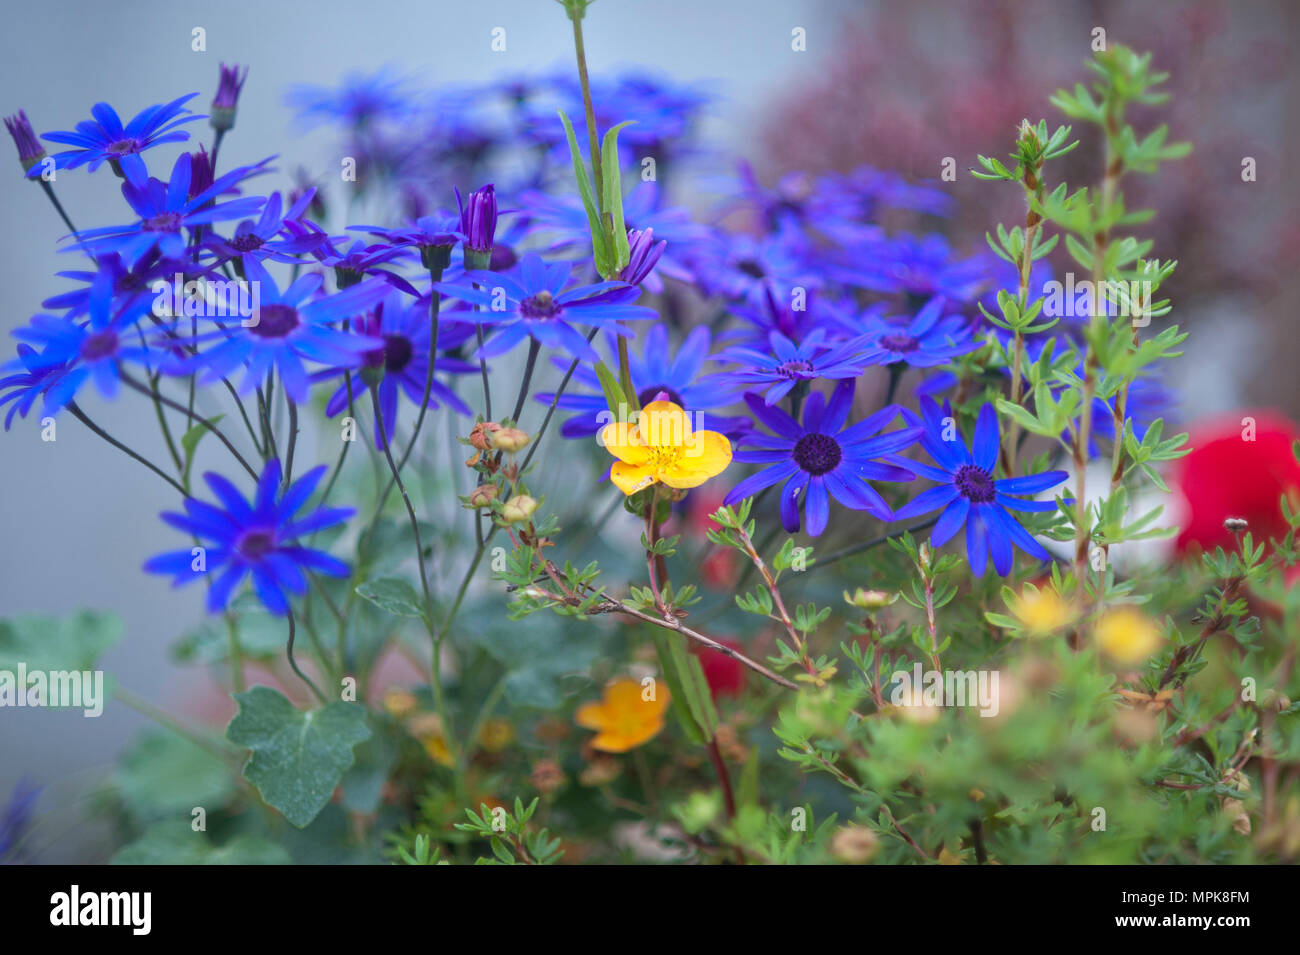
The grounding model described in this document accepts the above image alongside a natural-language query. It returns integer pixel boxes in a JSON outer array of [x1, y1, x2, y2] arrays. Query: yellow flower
[[575, 677, 670, 753], [600, 400, 731, 496], [1095, 608, 1163, 664], [478, 718, 515, 752], [1008, 584, 1076, 636]]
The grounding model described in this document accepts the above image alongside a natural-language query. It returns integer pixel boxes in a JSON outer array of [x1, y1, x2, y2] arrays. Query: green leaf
[[355, 578, 425, 618], [113, 821, 291, 865], [113, 731, 236, 822], [226, 686, 371, 828], [0, 611, 121, 673], [594, 360, 630, 417], [650, 629, 717, 743], [180, 414, 225, 491], [599, 120, 635, 273], [557, 110, 610, 276]]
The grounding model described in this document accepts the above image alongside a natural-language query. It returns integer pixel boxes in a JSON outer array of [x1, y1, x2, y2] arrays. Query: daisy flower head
[[32, 93, 204, 179], [435, 253, 656, 363], [71, 151, 269, 265], [858, 297, 979, 369], [314, 291, 476, 446], [12, 270, 156, 415], [144, 459, 353, 615], [723, 380, 922, 536], [713, 326, 874, 405], [181, 256, 387, 403], [893, 397, 1069, 577]]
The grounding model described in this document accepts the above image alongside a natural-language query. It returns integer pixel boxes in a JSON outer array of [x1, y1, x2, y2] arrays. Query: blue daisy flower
[[144, 459, 353, 615], [723, 380, 921, 536], [713, 326, 874, 405], [893, 397, 1069, 577], [0, 344, 69, 430], [433, 253, 655, 363], [857, 297, 980, 368], [70, 151, 269, 265], [180, 257, 387, 403], [12, 272, 156, 414], [42, 248, 181, 319], [285, 67, 414, 128], [204, 190, 326, 266], [313, 291, 477, 446], [535, 324, 743, 438], [32, 93, 204, 180]]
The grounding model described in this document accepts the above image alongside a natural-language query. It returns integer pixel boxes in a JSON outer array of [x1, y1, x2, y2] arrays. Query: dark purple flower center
[[106, 139, 139, 156], [954, 464, 997, 503], [879, 333, 919, 354], [736, 258, 766, 279], [637, 384, 684, 407], [79, 329, 118, 361], [363, 333, 414, 373], [793, 432, 842, 476], [229, 233, 265, 252], [248, 304, 300, 339], [520, 290, 559, 320], [143, 212, 182, 233], [235, 528, 276, 561], [775, 359, 813, 380]]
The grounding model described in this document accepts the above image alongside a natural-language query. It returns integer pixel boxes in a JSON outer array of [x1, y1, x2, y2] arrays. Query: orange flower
[[575, 677, 670, 753]]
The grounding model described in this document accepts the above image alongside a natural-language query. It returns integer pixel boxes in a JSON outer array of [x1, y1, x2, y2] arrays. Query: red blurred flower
[[1172, 410, 1300, 555], [694, 640, 746, 699]]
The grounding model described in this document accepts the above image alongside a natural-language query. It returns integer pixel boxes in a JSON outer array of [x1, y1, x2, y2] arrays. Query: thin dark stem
[[395, 280, 443, 473], [707, 738, 737, 822], [475, 325, 492, 420], [67, 402, 187, 497], [283, 398, 299, 488], [39, 180, 95, 262], [286, 609, 327, 704], [510, 338, 542, 426], [518, 329, 598, 473], [118, 369, 259, 480], [371, 387, 435, 617]]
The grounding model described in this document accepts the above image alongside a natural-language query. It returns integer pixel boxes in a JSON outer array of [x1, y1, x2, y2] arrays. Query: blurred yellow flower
[[1096, 607, 1164, 664], [600, 400, 731, 496], [575, 677, 670, 753], [1008, 584, 1076, 636], [478, 717, 515, 752], [382, 687, 418, 718]]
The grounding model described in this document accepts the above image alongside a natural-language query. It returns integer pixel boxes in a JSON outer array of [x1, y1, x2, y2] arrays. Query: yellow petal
[[637, 401, 692, 450], [589, 719, 664, 753], [599, 421, 650, 465], [662, 430, 732, 488], [574, 701, 608, 730], [610, 461, 657, 496]]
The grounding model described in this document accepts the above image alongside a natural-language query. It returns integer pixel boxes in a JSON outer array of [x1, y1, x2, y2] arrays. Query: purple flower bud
[[620, 227, 666, 286], [189, 146, 215, 199], [456, 183, 497, 255], [3, 110, 46, 172], [211, 63, 248, 132]]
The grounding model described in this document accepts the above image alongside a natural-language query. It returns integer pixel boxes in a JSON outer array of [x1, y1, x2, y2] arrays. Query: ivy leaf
[[226, 686, 371, 828], [114, 731, 235, 823], [113, 821, 291, 865], [355, 578, 425, 618], [0, 611, 121, 673]]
